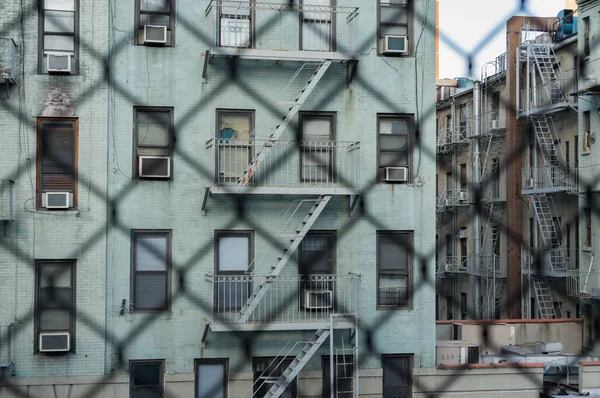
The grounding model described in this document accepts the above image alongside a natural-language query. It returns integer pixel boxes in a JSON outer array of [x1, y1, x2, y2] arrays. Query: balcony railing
[[0, 38, 17, 85], [436, 189, 468, 208], [440, 255, 507, 278], [436, 127, 470, 153], [205, 1, 359, 60], [518, 69, 576, 116], [207, 139, 360, 191], [567, 270, 600, 299], [207, 273, 361, 326], [480, 109, 506, 134], [522, 164, 578, 193], [521, 246, 572, 275]]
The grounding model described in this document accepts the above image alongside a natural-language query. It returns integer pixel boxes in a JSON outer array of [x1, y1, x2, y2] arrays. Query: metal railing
[[207, 139, 360, 189], [207, 273, 361, 325], [521, 246, 572, 274], [479, 255, 507, 278], [436, 189, 469, 208], [0, 179, 14, 221], [567, 269, 600, 299], [481, 179, 506, 202], [521, 164, 578, 192], [0, 38, 17, 84], [205, 1, 359, 56], [480, 109, 506, 133], [436, 126, 470, 152]]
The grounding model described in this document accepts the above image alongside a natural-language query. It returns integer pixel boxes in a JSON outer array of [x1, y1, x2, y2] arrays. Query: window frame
[[133, 106, 174, 180], [215, 109, 255, 184], [38, 0, 80, 74], [253, 357, 297, 398], [34, 259, 76, 353], [195, 358, 228, 398], [377, 114, 414, 183], [217, 0, 254, 48], [299, 112, 336, 183], [376, 231, 413, 309], [134, 0, 176, 46], [130, 230, 172, 312], [381, 354, 413, 398], [299, 0, 337, 52], [36, 117, 79, 209], [584, 208, 592, 249], [130, 359, 165, 398], [214, 230, 254, 312], [377, 0, 412, 56]]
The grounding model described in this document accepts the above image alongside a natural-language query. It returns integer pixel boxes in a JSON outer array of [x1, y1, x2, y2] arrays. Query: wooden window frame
[[377, 114, 414, 183], [377, 0, 412, 56], [134, 0, 176, 46], [36, 117, 78, 209], [195, 358, 228, 398], [130, 359, 165, 398], [131, 230, 172, 312], [214, 230, 253, 312], [376, 231, 413, 309], [381, 354, 413, 398], [133, 107, 174, 180], [299, 112, 336, 183], [38, 0, 80, 74], [34, 260, 76, 353]]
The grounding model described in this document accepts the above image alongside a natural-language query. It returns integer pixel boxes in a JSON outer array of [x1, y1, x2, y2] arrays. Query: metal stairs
[[533, 277, 562, 319], [239, 60, 333, 186], [531, 115, 564, 167], [531, 194, 566, 272], [530, 44, 564, 105], [335, 352, 354, 398], [483, 279, 505, 319], [264, 329, 331, 398], [239, 195, 332, 323]]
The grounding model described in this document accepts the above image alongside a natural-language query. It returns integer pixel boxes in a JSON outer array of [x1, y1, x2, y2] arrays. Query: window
[[134, 107, 174, 179], [216, 110, 254, 184], [446, 296, 453, 320], [300, 113, 335, 183], [322, 356, 353, 398], [575, 135, 579, 168], [576, 216, 580, 266], [253, 357, 297, 398], [377, 232, 412, 308], [131, 231, 171, 311], [218, 0, 252, 48], [565, 141, 570, 164], [39, 0, 78, 74], [460, 292, 467, 320], [377, 115, 412, 182], [585, 209, 592, 248], [130, 360, 164, 398], [215, 231, 252, 311], [37, 118, 77, 209], [583, 17, 590, 57], [445, 234, 452, 263], [491, 158, 500, 198], [195, 359, 227, 398], [491, 92, 500, 122], [378, 0, 411, 55], [459, 163, 467, 190], [135, 0, 176, 46], [459, 235, 467, 269], [459, 104, 467, 138], [35, 260, 75, 352], [583, 111, 591, 153], [301, 0, 334, 51], [492, 225, 500, 257], [382, 355, 412, 398], [566, 223, 571, 262]]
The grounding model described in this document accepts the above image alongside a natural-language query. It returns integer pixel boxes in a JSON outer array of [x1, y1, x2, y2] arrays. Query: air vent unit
[[143, 25, 167, 44], [39, 332, 70, 352], [47, 52, 72, 74], [381, 35, 408, 54], [384, 166, 408, 182], [139, 156, 171, 178]]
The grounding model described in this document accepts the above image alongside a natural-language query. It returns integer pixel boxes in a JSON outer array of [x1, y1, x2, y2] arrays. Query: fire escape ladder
[[531, 194, 566, 272]]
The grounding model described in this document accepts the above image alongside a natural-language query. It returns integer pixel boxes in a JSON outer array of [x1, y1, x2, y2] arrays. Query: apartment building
[[435, 9, 581, 321], [0, 0, 436, 397], [0, 0, 109, 382]]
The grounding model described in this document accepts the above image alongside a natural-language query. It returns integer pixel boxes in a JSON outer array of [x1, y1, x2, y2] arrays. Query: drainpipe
[[473, 81, 482, 319], [450, 97, 457, 320]]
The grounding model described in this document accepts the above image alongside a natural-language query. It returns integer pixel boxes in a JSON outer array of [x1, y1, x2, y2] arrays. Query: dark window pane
[[136, 236, 168, 271], [197, 363, 225, 398], [382, 356, 411, 398], [140, 0, 170, 12], [378, 234, 409, 271], [380, 5, 409, 25], [132, 387, 163, 398], [137, 112, 170, 147], [44, 10, 75, 33], [133, 363, 162, 386], [135, 273, 167, 309], [44, 35, 75, 51], [39, 287, 72, 309], [39, 309, 71, 331]]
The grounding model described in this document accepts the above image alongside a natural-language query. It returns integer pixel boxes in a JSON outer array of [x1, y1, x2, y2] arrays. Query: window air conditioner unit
[[139, 156, 171, 178], [457, 229, 468, 239], [384, 166, 408, 182], [381, 35, 408, 54], [143, 25, 168, 44], [491, 119, 499, 129], [444, 199, 453, 207], [43, 192, 73, 209], [458, 191, 468, 202], [525, 178, 534, 189], [304, 290, 333, 309], [46, 52, 72, 74], [39, 332, 70, 352]]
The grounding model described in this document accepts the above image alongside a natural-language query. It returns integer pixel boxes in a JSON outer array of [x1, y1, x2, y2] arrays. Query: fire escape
[[202, 2, 361, 397], [517, 22, 578, 319]]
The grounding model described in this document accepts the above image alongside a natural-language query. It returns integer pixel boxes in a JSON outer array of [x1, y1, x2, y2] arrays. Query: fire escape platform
[[521, 186, 569, 195], [518, 103, 570, 118], [208, 318, 356, 332], [208, 48, 358, 63], [208, 186, 360, 195], [522, 269, 571, 277]]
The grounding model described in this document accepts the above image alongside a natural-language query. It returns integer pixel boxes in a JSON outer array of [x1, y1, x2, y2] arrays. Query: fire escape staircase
[[533, 277, 562, 319], [238, 60, 332, 187], [239, 195, 332, 323], [531, 194, 566, 273], [530, 43, 565, 107], [264, 329, 331, 398]]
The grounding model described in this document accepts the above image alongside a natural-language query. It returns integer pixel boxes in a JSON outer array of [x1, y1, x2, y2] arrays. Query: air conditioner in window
[[491, 119, 499, 129], [384, 166, 408, 182], [46, 52, 72, 74], [39, 332, 70, 352], [457, 229, 468, 239], [43, 192, 73, 209], [525, 178, 534, 189], [444, 199, 453, 207], [381, 35, 408, 54], [458, 191, 468, 203], [143, 25, 168, 44], [139, 156, 171, 178], [304, 290, 333, 309]]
